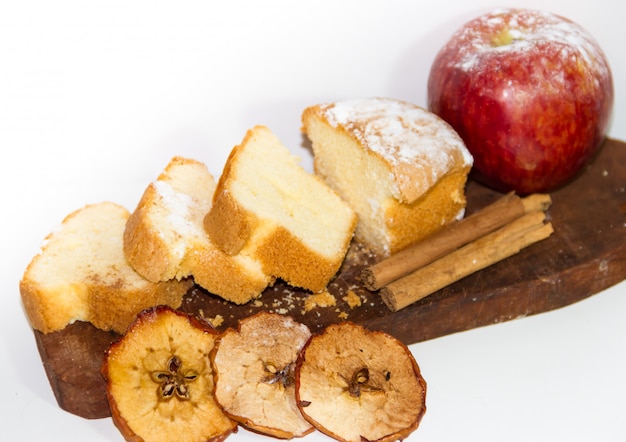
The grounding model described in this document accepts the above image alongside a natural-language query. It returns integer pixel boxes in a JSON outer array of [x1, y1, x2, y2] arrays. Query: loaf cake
[[204, 125, 357, 293], [123, 156, 274, 304], [19, 201, 192, 334], [302, 97, 473, 257]]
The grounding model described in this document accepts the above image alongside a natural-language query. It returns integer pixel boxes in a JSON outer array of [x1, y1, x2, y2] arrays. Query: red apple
[[427, 8, 613, 194]]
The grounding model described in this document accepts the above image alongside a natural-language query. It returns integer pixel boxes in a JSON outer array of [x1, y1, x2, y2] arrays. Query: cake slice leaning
[[204, 125, 357, 293], [20, 201, 192, 335], [302, 97, 473, 257], [123, 156, 273, 304]]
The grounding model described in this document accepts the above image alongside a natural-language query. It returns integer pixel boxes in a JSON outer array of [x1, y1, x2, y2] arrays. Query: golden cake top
[[315, 97, 473, 203]]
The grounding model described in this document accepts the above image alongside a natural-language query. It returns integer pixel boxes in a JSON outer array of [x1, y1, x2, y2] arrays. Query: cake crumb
[[198, 309, 224, 328], [208, 314, 224, 328], [342, 290, 362, 309], [303, 291, 337, 312], [338, 311, 349, 319]]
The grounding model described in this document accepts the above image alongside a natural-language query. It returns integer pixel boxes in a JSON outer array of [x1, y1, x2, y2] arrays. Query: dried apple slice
[[295, 322, 427, 442], [211, 312, 314, 439], [102, 306, 237, 442]]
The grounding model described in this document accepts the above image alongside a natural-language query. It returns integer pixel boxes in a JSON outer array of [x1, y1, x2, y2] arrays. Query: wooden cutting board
[[32, 138, 626, 419]]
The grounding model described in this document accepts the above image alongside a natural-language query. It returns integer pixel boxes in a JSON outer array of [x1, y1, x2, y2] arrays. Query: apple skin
[[427, 8, 614, 194]]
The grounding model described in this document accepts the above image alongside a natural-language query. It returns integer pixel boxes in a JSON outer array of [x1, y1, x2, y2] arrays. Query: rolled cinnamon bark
[[361, 192, 551, 291]]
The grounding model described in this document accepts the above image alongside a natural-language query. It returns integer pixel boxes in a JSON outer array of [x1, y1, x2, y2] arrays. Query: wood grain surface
[[32, 138, 626, 419]]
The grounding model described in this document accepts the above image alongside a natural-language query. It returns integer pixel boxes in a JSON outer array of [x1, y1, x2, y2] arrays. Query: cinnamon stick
[[380, 211, 554, 312], [361, 192, 551, 291]]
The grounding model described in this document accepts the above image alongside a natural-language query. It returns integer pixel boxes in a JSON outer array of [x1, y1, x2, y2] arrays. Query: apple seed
[[347, 367, 383, 398], [150, 355, 199, 401], [263, 361, 296, 388]]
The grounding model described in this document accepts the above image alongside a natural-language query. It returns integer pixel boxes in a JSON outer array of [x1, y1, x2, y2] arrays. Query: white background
[[2, 1, 625, 441]]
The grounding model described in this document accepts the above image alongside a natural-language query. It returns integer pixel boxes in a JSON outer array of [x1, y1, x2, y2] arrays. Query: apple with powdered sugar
[[427, 8, 613, 194]]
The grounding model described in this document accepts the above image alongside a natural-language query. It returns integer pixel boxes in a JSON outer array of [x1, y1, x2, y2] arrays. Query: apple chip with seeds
[[102, 306, 237, 442], [211, 312, 314, 439], [295, 322, 427, 442]]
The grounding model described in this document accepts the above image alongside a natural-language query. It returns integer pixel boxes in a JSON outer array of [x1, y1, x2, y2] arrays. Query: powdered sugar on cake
[[321, 97, 472, 199], [153, 180, 204, 258]]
